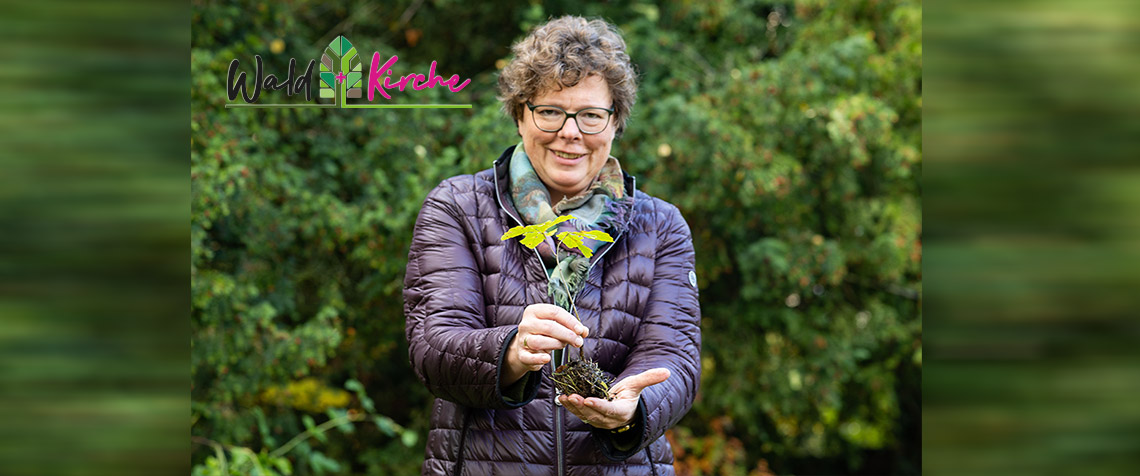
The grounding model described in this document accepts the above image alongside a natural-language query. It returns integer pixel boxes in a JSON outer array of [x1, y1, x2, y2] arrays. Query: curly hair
[[498, 16, 638, 136]]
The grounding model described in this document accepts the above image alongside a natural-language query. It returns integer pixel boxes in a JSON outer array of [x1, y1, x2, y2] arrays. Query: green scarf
[[508, 143, 632, 311]]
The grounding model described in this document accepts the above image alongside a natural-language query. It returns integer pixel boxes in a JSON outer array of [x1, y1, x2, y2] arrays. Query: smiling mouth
[[552, 150, 585, 159]]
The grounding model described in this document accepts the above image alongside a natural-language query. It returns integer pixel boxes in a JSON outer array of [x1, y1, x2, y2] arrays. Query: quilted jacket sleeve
[[403, 178, 540, 409], [598, 201, 702, 460]]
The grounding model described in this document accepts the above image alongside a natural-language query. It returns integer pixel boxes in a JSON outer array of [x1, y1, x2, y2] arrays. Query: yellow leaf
[[578, 230, 614, 242], [556, 231, 583, 249], [501, 224, 527, 240], [501, 215, 578, 250], [519, 232, 545, 249], [540, 215, 573, 232]]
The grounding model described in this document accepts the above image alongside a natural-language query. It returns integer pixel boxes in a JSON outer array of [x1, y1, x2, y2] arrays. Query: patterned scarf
[[508, 143, 633, 311]]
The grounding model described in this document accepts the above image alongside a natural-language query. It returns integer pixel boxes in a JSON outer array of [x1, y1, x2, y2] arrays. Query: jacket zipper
[[494, 166, 567, 476], [554, 375, 566, 476], [559, 183, 630, 476], [494, 166, 634, 476], [453, 411, 472, 476]]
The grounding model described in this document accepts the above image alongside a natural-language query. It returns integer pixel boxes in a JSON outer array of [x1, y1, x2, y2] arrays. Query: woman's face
[[518, 74, 615, 204]]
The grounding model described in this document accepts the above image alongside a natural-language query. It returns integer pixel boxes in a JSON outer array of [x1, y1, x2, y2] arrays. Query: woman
[[404, 15, 701, 476]]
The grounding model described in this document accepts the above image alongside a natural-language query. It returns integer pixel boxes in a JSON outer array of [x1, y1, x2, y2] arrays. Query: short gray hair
[[497, 16, 638, 136]]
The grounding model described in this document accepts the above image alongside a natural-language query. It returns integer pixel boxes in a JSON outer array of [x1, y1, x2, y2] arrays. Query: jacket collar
[[492, 144, 637, 218], [492, 144, 636, 267]]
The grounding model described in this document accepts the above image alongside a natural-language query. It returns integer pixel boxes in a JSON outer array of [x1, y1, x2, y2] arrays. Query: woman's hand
[[502, 304, 588, 386], [558, 368, 671, 430]]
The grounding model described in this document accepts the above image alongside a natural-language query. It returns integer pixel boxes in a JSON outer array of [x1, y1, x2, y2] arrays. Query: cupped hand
[[502, 304, 588, 386], [558, 368, 670, 430]]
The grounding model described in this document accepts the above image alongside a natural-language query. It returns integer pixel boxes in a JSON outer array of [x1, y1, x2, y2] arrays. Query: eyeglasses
[[526, 103, 614, 134]]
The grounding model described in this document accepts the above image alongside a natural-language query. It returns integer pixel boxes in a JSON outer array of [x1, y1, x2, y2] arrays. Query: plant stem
[[269, 413, 365, 459], [561, 274, 585, 360], [192, 436, 228, 475]]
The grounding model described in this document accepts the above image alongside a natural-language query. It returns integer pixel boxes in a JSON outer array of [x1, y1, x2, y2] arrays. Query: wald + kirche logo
[[225, 36, 471, 109]]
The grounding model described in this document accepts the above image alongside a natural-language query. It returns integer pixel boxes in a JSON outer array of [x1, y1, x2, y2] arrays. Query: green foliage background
[[191, 1, 921, 474]]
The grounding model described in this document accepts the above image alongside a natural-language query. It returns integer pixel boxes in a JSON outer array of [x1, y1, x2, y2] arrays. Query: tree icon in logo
[[319, 36, 362, 103]]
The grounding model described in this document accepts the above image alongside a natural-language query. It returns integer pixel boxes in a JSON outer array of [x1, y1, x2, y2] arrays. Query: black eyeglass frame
[[525, 102, 615, 135]]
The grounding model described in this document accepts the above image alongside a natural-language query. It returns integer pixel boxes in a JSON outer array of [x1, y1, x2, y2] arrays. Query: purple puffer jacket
[[404, 146, 701, 476]]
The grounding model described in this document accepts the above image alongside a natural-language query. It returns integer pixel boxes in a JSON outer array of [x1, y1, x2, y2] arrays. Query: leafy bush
[[191, 0, 920, 474]]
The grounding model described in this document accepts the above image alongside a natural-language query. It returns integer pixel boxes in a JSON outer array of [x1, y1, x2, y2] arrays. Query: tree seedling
[[501, 215, 615, 400]]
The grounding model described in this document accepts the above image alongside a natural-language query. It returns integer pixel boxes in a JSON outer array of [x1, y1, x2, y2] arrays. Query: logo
[[319, 36, 363, 101], [226, 36, 471, 109]]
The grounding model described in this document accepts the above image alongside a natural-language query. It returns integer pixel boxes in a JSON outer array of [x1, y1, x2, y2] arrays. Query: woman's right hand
[[502, 303, 589, 386]]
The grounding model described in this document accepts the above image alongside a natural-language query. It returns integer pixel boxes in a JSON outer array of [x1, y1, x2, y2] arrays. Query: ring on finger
[[522, 335, 534, 351]]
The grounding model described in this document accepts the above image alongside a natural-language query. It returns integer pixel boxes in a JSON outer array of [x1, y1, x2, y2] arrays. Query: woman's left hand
[[558, 368, 670, 430]]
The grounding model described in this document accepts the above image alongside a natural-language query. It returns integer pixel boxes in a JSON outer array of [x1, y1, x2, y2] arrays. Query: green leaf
[[401, 430, 418, 447], [327, 409, 354, 434], [254, 407, 276, 447], [308, 451, 342, 474], [372, 415, 396, 436], [302, 415, 328, 443], [271, 457, 293, 476], [229, 450, 249, 471], [576, 244, 594, 258], [345, 378, 375, 412]]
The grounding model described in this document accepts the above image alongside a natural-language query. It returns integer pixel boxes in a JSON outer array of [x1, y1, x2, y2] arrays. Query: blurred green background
[[190, 1, 920, 475], [4, 0, 1138, 475], [0, 0, 188, 475], [923, 0, 1140, 474]]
